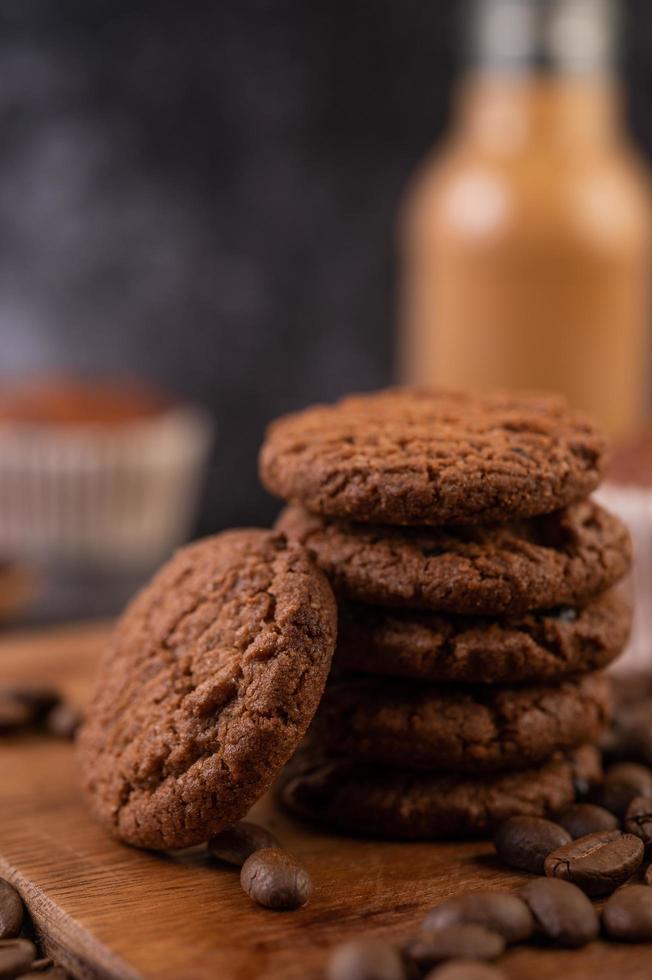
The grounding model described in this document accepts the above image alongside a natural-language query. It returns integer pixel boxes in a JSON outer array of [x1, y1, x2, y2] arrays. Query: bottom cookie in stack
[[278, 743, 602, 839]]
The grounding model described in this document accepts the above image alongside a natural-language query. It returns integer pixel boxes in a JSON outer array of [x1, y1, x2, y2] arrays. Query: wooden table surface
[[0, 622, 651, 980]]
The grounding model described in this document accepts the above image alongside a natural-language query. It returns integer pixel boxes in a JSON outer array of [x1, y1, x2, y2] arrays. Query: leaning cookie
[[77, 529, 337, 850], [313, 672, 611, 773], [260, 388, 606, 526], [276, 499, 631, 615], [278, 745, 602, 839], [335, 591, 631, 684]]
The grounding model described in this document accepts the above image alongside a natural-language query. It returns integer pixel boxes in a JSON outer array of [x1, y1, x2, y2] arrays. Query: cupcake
[[0, 376, 214, 570]]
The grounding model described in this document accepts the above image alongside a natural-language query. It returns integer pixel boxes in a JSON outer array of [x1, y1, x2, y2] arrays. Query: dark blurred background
[[1, 0, 651, 532]]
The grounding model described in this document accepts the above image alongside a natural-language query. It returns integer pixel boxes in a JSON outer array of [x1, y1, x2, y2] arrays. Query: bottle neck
[[454, 73, 623, 152], [468, 0, 618, 75]]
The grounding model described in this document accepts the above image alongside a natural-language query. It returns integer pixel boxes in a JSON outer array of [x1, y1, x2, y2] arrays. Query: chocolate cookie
[[278, 745, 602, 839], [77, 529, 337, 850], [260, 389, 606, 526], [313, 672, 611, 772], [276, 499, 630, 615], [335, 591, 630, 684]]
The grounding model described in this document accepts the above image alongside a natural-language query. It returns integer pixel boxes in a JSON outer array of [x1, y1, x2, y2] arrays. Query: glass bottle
[[399, 0, 652, 439]]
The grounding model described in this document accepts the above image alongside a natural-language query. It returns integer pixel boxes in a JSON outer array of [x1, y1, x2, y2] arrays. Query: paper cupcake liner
[[0, 406, 214, 568]]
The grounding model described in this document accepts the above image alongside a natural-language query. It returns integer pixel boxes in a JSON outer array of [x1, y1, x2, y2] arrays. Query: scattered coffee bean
[[7, 688, 60, 721], [208, 820, 280, 867], [0, 881, 22, 940], [240, 848, 311, 910], [603, 884, 652, 941], [645, 863, 652, 886], [593, 763, 652, 818], [520, 877, 598, 948], [544, 830, 644, 897], [556, 803, 619, 839], [0, 938, 36, 979], [0, 687, 62, 736], [624, 796, 652, 850], [422, 892, 532, 945], [425, 963, 506, 980], [404, 925, 504, 969], [494, 816, 570, 874], [45, 702, 82, 741], [326, 938, 406, 980], [0, 696, 32, 734]]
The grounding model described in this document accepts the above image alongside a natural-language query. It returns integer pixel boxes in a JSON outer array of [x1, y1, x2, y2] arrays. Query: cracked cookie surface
[[77, 529, 337, 849], [336, 591, 630, 683], [278, 744, 602, 839], [276, 499, 631, 614], [313, 672, 611, 773], [259, 388, 606, 525]]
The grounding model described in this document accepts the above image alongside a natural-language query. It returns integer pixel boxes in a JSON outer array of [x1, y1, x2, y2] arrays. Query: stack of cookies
[[260, 389, 633, 838]]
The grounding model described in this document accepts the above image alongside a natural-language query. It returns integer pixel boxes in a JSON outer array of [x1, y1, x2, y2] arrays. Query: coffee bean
[[208, 820, 280, 867], [240, 848, 311, 910], [603, 884, 652, 941], [544, 830, 644, 897], [0, 687, 61, 735], [422, 892, 533, 944], [6, 688, 60, 721], [556, 803, 619, 839], [593, 763, 652, 817], [646, 863, 652, 886], [520, 877, 598, 947], [624, 796, 652, 850], [0, 697, 32, 734], [326, 939, 406, 980], [405, 925, 504, 969], [424, 963, 506, 980], [45, 703, 82, 741], [0, 938, 36, 979], [494, 816, 570, 874], [0, 881, 22, 940]]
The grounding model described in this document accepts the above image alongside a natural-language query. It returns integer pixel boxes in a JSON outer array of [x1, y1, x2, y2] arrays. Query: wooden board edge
[[0, 857, 141, 980]]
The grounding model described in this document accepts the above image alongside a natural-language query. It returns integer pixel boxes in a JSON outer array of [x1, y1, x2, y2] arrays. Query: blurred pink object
[[600, 428, 652, 675], [599, 483, 652, 677]]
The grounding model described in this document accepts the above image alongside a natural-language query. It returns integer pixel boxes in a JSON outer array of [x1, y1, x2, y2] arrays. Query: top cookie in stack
[[260, 389, 632, 839], [260, 388, 606, 527]]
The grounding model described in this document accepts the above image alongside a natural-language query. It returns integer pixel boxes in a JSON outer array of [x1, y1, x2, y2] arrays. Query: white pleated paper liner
[[0, 406, 214, 569]]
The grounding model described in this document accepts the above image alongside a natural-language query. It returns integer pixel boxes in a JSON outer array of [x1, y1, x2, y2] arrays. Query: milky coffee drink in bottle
[[399, 0, 652, 439]]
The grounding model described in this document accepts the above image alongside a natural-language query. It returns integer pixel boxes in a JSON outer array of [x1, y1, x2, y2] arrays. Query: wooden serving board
[[0, 623, 651, 980]]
